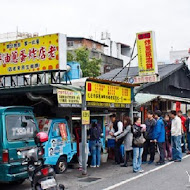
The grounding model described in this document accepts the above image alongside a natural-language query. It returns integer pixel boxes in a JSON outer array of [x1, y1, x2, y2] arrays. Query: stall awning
[[135, 93, 190, 106], [51, 84, 84, 94]]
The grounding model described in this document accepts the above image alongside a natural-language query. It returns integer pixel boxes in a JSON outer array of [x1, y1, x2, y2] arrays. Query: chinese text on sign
[[86, 81, 131, 104], [136, 31, 158, 76], [0, 33, 66, 76]]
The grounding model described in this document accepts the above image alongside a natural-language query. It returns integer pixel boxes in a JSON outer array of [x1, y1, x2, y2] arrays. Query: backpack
[[91, 125, 101, 140]]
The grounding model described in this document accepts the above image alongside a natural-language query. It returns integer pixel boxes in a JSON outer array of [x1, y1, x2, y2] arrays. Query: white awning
[[135, 93, 190, 106]]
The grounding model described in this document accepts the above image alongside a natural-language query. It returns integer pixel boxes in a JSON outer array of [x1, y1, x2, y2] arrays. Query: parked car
[[37, 118, 77, 173], [0, 106, 38, 184]]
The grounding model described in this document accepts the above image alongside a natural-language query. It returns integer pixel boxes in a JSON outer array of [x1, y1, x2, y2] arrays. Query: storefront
[[0, 75, 136, 170], [135, 93, 190, 122]]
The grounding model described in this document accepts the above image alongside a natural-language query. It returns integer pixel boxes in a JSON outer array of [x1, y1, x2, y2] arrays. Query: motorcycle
[[18, 132, 65, 190]]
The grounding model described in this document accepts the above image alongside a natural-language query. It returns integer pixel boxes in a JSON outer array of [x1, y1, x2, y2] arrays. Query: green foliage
[[67, 47, 101, 77], [67, 51, 74, 62]]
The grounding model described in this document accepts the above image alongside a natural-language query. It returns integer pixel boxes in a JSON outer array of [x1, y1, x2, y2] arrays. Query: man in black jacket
[[142, 110, 156, 164], [185, 110, 190, 155]]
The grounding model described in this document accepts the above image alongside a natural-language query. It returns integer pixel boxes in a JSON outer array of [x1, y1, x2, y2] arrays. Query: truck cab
[[0, 106, 38, 183], [38, 118, 77, 173]]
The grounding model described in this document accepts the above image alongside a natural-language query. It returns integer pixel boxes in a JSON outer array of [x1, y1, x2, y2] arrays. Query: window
[[67, 41, 74, 47], [52, 123, 61, 137], [6, 115, 37, 141], [92, 43, 96, 49], [52, 123, 68, 140]]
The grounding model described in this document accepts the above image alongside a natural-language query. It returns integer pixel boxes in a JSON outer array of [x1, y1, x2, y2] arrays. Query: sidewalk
[[57, 153, 161, 190]]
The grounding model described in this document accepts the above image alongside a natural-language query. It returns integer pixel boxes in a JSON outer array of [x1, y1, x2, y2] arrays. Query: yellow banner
[[136, 31, 158, 76], [86, 81, 131, 104], [82, 110, 90, 125], [57, 89, 82, 104], [0, 33, 66, 76]]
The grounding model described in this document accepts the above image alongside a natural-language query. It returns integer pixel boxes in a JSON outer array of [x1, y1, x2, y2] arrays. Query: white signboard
[[127, 74, 160, 84]]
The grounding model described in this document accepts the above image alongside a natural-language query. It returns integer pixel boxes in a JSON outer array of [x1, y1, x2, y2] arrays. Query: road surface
[[2, 154, 190, 190]]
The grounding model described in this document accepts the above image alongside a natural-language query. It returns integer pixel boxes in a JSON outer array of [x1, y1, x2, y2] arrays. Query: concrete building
[[100, 32, 131, 66], [67, 37, 105, 53], [67, 37, 123, 74]]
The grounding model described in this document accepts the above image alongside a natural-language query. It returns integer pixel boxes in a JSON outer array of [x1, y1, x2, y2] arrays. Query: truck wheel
[[54, 157, 68, 174]]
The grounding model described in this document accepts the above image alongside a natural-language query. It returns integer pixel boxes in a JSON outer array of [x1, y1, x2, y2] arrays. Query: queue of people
[[105, 109, 189, 173]]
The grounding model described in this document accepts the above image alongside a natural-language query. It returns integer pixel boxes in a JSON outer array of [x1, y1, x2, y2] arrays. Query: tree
[[67, 51, 74, 62], [67, 47, 101, 77]]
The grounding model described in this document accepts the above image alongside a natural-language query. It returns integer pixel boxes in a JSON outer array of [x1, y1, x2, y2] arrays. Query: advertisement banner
[[82, 110, 90, 125], [136, 31, 158, 76], [57, 89, 82, 104], [0, 33, 66, 76], [86, 81, 131, 104], [59, 123, 67, 141]]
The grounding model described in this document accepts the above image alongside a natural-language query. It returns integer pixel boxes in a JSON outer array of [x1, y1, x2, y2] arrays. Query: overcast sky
[[0, 0, 190, 63]]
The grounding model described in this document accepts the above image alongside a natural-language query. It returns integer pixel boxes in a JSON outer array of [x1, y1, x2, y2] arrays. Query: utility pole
[[129, 101, 134, 123], [81, 92, 87, 175]]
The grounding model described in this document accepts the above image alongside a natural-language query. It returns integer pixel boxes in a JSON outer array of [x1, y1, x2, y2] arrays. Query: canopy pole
[[130, 101, 134, 123], [81, 92, 87, 175]]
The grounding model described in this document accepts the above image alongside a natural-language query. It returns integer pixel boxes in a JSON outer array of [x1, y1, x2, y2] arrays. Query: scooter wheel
[[54, 157, 67, 174], [59, 184, 65, 190]]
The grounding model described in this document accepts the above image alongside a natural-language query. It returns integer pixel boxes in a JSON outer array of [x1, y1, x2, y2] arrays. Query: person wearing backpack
[[132, 117, 146, 173], [89, 122, 103, 168]]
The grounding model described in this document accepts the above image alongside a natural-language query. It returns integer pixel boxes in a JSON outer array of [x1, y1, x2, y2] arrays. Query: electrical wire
[[111, 38, 137, 81]]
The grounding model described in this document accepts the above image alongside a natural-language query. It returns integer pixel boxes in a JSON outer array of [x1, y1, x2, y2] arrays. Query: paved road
[[101, 155, 190, 190], [2, 155, 190, 190]]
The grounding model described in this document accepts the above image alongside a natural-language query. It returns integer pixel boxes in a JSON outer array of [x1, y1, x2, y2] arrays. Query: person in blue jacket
[[152, 110, 166, 165]]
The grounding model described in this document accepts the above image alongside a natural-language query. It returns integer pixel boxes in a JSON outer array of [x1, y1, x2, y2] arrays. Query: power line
[[111, 38, 137, 81]]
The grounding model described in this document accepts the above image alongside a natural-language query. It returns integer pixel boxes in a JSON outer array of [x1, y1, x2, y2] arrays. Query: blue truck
[[38, 118, 77, 173]]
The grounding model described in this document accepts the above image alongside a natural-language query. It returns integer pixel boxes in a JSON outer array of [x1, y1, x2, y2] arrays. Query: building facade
[[67, 37, 124, 74], [100, 32, 131, 66]]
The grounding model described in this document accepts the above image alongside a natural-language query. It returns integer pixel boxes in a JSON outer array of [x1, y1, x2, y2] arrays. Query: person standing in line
[[142, 110, 156, 164], [152, 110, 165, 165], [109, 114, 123, 165], [132, 117, 145, 173], [89, 122, 103, 168], [177, 110, 187, 153], [170, 110, 182, 162], [116, 116, 133, 167], [163, 113, 172, 161], [185, 110, 190, 155]]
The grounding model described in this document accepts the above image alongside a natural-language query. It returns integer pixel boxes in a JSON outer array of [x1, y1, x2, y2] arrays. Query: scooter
[[19, 132, 65, 190]]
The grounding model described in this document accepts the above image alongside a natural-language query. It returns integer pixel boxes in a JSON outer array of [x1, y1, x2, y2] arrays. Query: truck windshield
[[6, 115, 37, 141]]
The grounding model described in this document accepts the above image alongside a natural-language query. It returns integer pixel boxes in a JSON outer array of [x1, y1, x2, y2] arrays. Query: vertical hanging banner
[[136, 31, 158, 76], [176, 101, 181, 112], [59, 123, 67, 141], [0, 33, 67, 76]]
